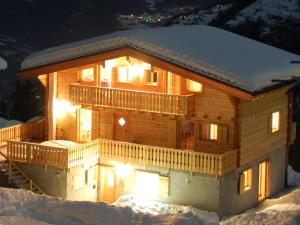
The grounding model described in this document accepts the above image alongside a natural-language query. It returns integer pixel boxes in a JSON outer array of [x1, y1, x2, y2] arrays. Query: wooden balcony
[[6, 139, 237, 176], [69, 84, 195, 116]]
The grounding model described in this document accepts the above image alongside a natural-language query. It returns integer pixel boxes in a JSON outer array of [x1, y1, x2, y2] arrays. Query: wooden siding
[[56, 69, 78, 141], [239, 88, 288, 165]]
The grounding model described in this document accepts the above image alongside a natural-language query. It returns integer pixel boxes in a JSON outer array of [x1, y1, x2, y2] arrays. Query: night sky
[[0, 0, 216, 48]]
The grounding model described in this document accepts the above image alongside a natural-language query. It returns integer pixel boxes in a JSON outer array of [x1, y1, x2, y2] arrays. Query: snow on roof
[[21, 25, 300, 92], [0, 56, 7, 70]]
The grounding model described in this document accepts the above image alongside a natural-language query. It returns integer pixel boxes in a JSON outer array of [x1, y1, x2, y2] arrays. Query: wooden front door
[[258, 160, 270, 201], [100, 166, 118, 203], [181, 121, 195, 150], [114, 113, 129, 142]]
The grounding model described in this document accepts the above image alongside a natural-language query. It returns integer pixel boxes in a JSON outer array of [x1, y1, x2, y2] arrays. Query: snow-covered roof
[[0, 56, 7, 70], [21, 25, 300, 92]]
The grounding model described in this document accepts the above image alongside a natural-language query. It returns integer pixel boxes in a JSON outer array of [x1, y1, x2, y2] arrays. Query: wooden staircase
[[0, 151, 47, 195]]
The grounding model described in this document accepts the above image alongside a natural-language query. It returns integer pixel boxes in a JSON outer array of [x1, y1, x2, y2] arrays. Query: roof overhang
[[19, 47, 253, 101]]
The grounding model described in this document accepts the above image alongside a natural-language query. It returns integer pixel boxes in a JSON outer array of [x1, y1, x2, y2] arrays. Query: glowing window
[[118, 117, 126, 126], [239, 168, 252, 194], [81, 68, 94, 81], [271, 111, 280, 133], [118, 67, 128, 82], [186, 79, 202, 92], [200, 123, 218, 141]]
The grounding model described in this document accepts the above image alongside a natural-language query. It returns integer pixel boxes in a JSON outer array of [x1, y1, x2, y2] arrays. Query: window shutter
[[218, 125, 228, 144], [200, 123, 209, 140], [112, 67, 118, 82], [92, 110, 100, 140], [239, 173, 245, 194], [168, 119, 177, 148]]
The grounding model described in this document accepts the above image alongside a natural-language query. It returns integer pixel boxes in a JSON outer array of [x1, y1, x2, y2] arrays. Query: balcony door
[[181, 121, 195, 150], [79, 108, 92, 142], [258, 160, 270, 201], [114, 113, 129, 142]]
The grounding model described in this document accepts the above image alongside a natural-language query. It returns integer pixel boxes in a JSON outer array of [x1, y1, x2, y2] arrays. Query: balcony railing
[[69, 84, 195, 116], [6, 139, 237, 176], [0, 119, 45, 147]]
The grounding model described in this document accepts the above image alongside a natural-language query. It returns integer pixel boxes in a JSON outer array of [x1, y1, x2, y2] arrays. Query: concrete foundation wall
[[219, 146, 286, 216], [18, 164, 68, 199], [66, 165, 98, 201]]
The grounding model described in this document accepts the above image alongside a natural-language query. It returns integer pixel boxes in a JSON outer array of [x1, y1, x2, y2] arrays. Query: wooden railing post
[[29, 179, 33, 191], [8, 159, 12, 184]]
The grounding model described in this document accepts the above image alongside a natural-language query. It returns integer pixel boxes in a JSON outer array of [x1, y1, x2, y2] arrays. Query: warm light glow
[[118, 67, 128, 82], [107, 171, 115, 188], [118, 117, 126, 126], [243, 168, 252, 191], [81, 68, 94, 81], [79, 108, 92, 142], [115, 163, 133, 177], [210, 124, 218, 140], [54, 99, 77, 118], [135, 171, 159, 201], [186, 79, 202, 92], [272, 111, 280, 133]]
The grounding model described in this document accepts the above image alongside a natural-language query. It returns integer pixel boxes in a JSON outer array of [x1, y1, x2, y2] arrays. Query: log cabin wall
[[239, 87, 288, 165], [50, 57, 237, 155], [56, 68, 78, 141]]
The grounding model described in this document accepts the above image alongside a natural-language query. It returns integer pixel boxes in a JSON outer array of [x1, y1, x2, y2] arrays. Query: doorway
[[181, 121, 195, 150], [99, 166, 118, 203], [114, 113, 129, 142], [258, 160, 270, 201]]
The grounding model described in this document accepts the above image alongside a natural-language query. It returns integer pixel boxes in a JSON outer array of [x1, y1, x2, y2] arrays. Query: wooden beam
[[48, 72, 57, 140]]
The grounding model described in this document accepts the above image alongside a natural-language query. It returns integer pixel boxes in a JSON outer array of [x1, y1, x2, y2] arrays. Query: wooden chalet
[[1, 25, 299, 216]]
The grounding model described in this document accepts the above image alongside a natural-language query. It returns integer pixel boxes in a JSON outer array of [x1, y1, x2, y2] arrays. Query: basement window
[[239, 168, 252, 194]]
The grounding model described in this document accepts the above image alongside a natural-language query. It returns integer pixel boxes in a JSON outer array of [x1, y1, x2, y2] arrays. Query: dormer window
[[81, 68, 94, 81], [186, 79, 202, 92]]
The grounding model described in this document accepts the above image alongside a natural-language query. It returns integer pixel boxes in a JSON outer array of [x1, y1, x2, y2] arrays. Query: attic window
[[81, 68, 94, 81], [186, 79, 202, 92]]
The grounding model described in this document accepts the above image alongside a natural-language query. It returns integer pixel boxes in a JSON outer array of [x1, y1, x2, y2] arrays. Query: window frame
[[270, 111, 280, 134], [186, 79, 203, 93], [239, 167, 253, 194]]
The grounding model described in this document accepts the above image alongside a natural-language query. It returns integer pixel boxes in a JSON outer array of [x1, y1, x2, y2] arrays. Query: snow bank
[[0, 117, 23, 128], [288, 165, 300, 186], [0, 56, 7, 70], [221, 188, 300, 225], [0, 188, 216, 225], [114, 195, 219, 224]]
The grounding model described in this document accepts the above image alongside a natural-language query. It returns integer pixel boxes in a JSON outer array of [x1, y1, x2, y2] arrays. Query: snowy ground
[[1, 167, 300, 225], [0, 56, 7, 70], [227, 0, 300, 26]]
